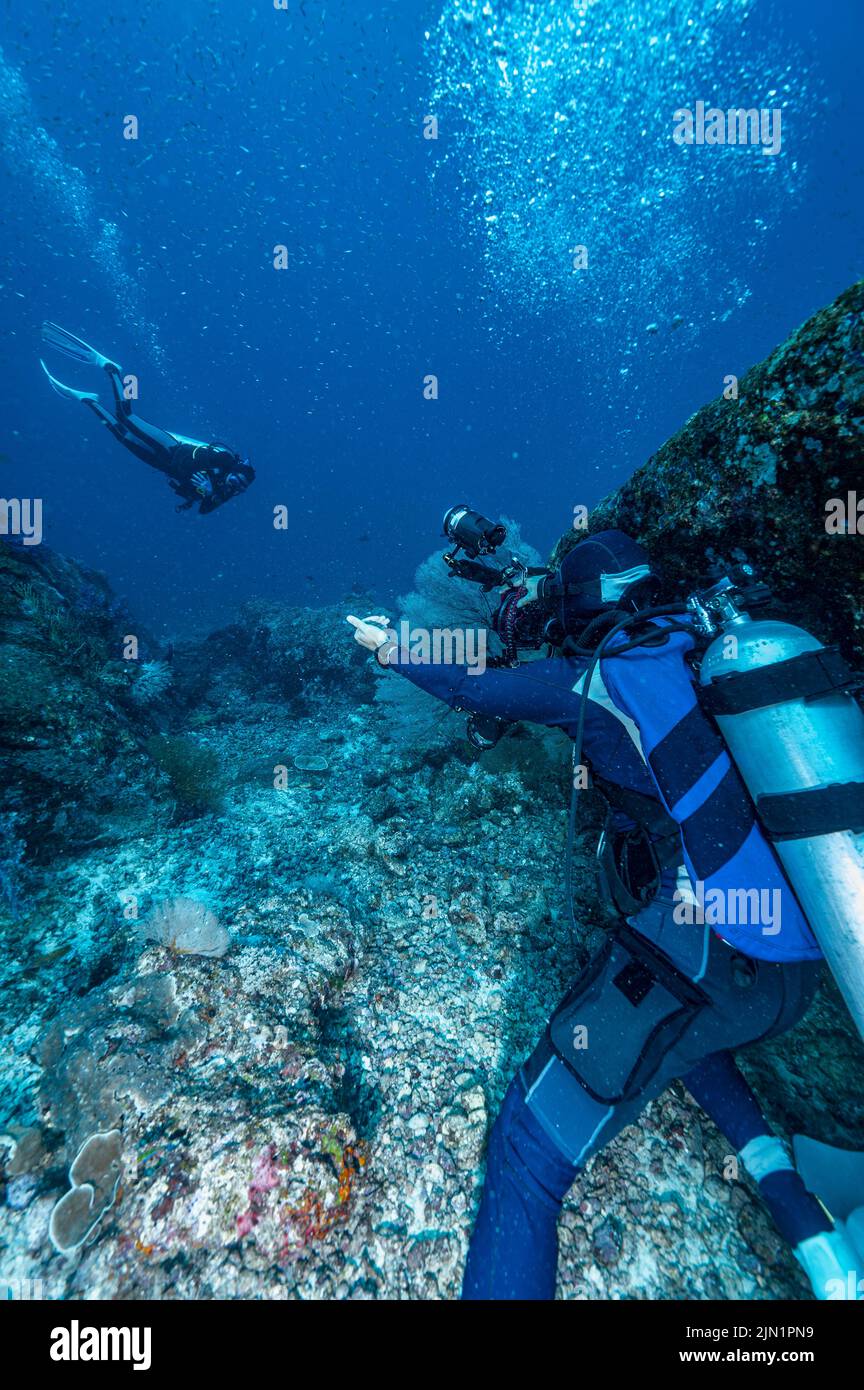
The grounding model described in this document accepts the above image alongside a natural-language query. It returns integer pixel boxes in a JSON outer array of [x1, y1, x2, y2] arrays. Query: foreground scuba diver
[[39, 322, 255, 514], [348, 513, 864, 1301]]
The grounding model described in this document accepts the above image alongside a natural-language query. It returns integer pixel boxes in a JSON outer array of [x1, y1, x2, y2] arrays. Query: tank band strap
[[700, 646, 862, 716], [757, 781, 864, 840]]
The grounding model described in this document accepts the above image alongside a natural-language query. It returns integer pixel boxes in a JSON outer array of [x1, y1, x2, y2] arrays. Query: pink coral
[[236, 1144, 282, 1238]]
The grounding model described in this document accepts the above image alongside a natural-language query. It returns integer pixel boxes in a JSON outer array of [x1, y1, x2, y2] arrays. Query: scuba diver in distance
[[39, 322, 255, 515], [347, 508, 864, 1302]]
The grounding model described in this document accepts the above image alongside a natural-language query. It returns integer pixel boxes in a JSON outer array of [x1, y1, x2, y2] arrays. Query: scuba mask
[[225, 456, 254, 493]]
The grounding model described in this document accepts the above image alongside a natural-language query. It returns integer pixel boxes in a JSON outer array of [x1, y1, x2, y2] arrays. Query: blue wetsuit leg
[[461, 1076, 578, 1300], [682, 1051, 831, 1247]]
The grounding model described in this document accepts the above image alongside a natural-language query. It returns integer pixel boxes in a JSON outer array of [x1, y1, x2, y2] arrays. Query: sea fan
[[141, 897, 230, 958], [374, 518, 543, 744], [398, 520, 542, 633], [145, 735, 224, 814]]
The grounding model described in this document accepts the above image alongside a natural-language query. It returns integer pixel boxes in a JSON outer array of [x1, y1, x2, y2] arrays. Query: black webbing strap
[[757, 781, 864, 840], [543, 576, 602, 601], [700, 646, 862, 716], [592, 775, 680, 844]]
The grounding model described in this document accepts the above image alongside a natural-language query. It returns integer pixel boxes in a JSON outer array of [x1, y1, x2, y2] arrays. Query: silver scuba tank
[[696, 589, 864, 1041]]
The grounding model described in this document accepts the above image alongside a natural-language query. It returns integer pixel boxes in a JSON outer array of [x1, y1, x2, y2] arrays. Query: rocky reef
[[554, 279, 864, 660], [0, 542, 166, 861], [2, 283, 864, 1301]]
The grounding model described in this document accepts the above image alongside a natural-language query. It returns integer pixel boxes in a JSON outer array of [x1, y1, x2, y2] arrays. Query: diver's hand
[[515, 575, 542, 608], [346, 614, 391, 651], [191, 470, 213, 497]]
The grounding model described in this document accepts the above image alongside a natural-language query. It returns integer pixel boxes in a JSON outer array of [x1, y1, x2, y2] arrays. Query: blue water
[[1, 0, 862, 636]]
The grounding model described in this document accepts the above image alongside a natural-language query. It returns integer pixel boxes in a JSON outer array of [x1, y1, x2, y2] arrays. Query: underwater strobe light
[[442, 505, 507, 557], [441, 504, 519, 588]]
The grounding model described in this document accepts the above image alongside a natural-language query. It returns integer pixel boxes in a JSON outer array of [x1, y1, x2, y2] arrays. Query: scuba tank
[[567, 559, 864, 1040], [694, 576, 864, 1040]]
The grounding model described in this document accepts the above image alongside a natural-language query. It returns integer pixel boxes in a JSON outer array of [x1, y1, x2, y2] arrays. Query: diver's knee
[[491, 1076, 577, 1210]]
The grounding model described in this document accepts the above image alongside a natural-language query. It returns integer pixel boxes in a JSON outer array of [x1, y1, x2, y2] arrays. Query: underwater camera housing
[[442, 505, 528, 590], [441, 503, 571, 667]]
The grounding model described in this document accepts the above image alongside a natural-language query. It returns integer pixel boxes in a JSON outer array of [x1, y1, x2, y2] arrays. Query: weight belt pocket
[[547, 925, 710, 1106]]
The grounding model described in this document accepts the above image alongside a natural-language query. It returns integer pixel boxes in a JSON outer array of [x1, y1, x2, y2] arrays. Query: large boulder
[[170, 598, 377, 714], [553, 280, 864, 658], [0, 543, 166, 868]]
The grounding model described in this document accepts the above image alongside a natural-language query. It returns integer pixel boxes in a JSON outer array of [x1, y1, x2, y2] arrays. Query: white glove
[[346, 614, 392, 652]]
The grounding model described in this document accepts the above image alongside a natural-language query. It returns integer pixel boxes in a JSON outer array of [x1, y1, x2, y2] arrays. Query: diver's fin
[[795, 1228, 863, 1300], [793, 1135, 864, 1222], [41, 321, 118, 371], [793, 1134, 864, 1294], [39, 359, 100, 404]]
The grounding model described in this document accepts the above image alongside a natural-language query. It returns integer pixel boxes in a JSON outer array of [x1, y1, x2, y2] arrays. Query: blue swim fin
[[793, 1134, 864, 1222], [41, 321, 118, 371], [39, 359, 100, 403], [792, 1137, 864, 1297]]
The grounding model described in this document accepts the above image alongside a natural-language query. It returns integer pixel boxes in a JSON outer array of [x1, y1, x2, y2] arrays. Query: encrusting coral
[[49, 1130, 124, 1254]]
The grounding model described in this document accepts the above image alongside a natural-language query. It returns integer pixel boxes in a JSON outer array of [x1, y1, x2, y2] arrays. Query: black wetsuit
[[86, 366, 249, 514]]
